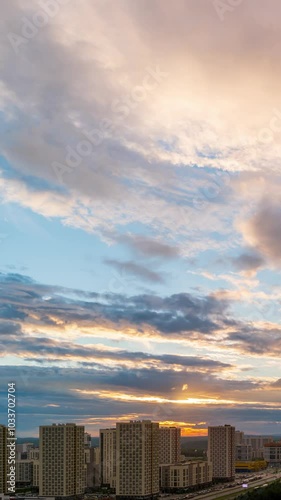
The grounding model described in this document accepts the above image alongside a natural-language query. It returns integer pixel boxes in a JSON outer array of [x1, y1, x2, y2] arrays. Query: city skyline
[[3, 420, 279, 498], [1, 0, 281, 437]]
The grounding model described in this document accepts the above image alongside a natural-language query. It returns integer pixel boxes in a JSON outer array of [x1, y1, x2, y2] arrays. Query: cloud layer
[[1, 0, 281, 435]]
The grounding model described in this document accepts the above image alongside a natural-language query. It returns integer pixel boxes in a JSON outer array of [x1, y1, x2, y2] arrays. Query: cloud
[[112, 233, 180, 259], [1, 271, 281, 361], [227, 326, 281, 356], [1, 331, 232, 372], [231, 251, 265, 275], [104, 259, 165, 283], [0, 321, 21, 335], [240, 201, 281, 265], [271, 379, 281, 388], [2, 0, 281, 253], [0, 271, 224, 339], [2, 1, 281, 437], [0, 363, 278, 436]]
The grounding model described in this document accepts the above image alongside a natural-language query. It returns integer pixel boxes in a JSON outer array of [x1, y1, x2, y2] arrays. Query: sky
[[1, 0, 281, 438]]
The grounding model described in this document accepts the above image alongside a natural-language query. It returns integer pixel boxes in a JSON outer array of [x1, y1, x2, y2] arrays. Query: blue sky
[[1, 0, 281, 437]]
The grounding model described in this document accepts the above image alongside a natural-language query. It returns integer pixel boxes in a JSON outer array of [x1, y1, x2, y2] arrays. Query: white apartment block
[[208, 425, 235, 481], [263, 442, 281, 464], [160, 461, 212, 490], [159, 427, 181, 464], [100, 428, 116, 489], [244, 436, 273, 459], [116, 420, 159, 500], [0, 425, 7, 494], [39, 423, 85, 498]]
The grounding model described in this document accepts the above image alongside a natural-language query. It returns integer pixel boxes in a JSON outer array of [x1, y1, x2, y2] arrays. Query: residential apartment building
[[16, 443, 35, 461], [85, 447, 100, 488], [100, 428, 116, 489], [27, 447, 40, 461], [263, 442, 281, 464], [235, 431, 245, 445], [84, 433, 91, 449], [244, 436, 273, 459], [32, 460, 40, 488], [159, 427, 181, 464], [160, 461, 212, 490], [116, 420, 159, 500], [0, 425, 7, 494], [39, 423, 85, 498], [235, 444, 253, 461], [208, 425, 235, 481], [16, 460, 33, 485]]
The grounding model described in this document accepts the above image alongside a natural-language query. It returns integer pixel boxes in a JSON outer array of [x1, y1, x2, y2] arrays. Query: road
[[163, 471, 281, 500]]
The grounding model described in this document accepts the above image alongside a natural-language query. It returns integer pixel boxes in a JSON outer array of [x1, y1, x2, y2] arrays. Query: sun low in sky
[[1, 0, 281, 437]]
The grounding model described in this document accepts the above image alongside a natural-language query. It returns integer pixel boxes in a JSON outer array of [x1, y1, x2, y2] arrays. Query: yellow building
[[235, 460, 267, 472]]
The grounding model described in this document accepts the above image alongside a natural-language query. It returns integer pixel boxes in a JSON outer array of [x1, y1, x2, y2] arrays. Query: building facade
[[235, 460, 267, 473], [160, 461, 212, 491], [27, 447, 40, 461], [235, 444, 253, 461], [159, 427, 181, 464], [244, 436, 273, 459], [235, 431, 245, 445], [116, 420, 159, 500], [39, 423, 85, 498], [208, 425, 235, 481], [0, 425, 7, 494], [100, 428, 116, 489], [263, 442, 281, 464], [84, 433, 91, 449], [32, 460, 40, 488], [16, 460, 33, 485], [85, 447, 100, 489]]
